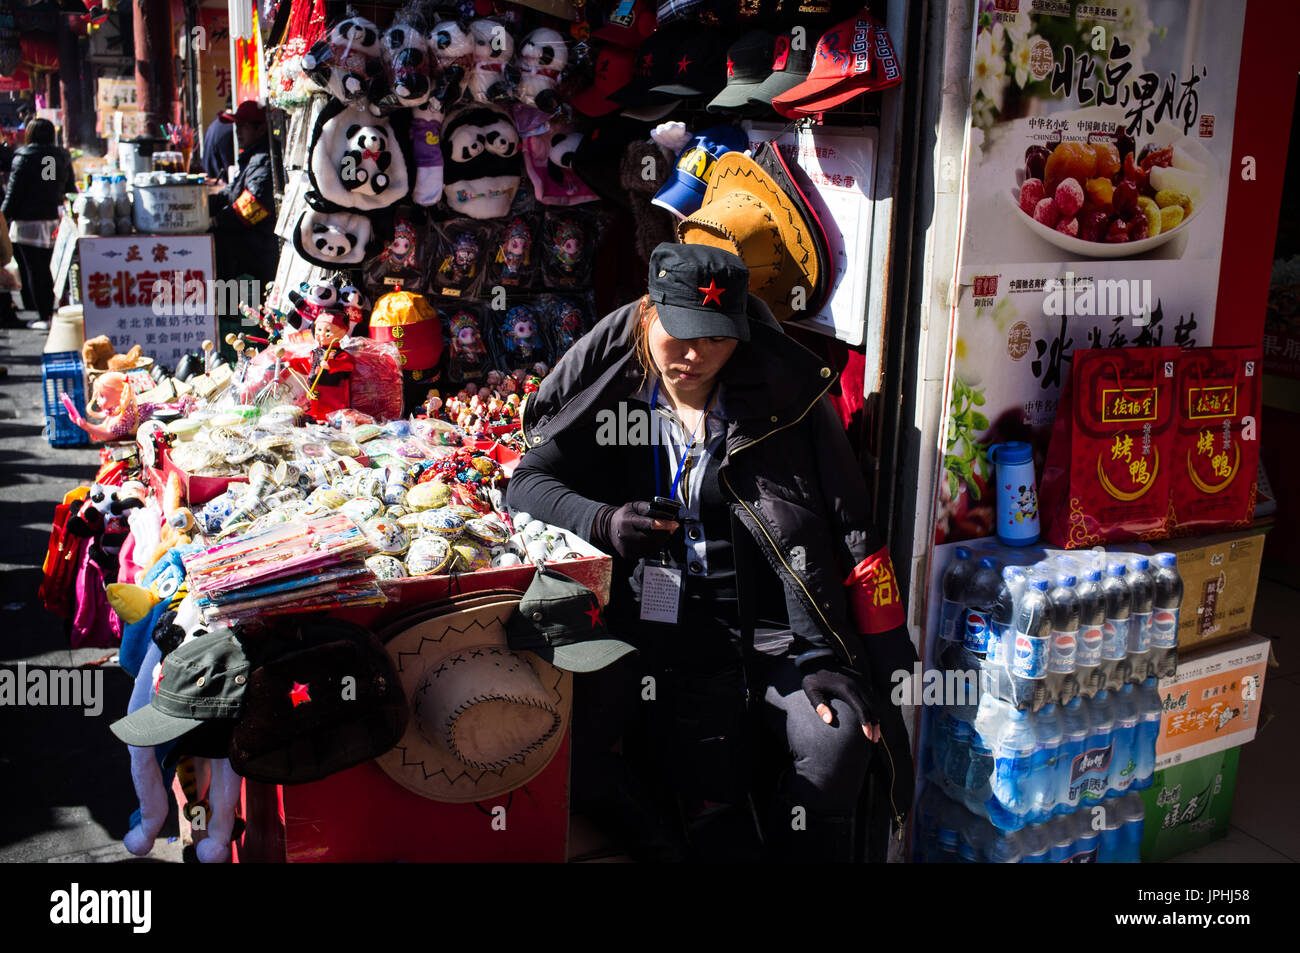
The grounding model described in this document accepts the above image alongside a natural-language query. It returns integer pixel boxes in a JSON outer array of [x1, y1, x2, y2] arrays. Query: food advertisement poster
[[938, 0, 1245, 545]]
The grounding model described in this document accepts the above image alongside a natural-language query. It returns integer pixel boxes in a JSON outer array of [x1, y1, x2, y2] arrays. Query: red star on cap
[[585, 601, 602, 628], [677, 55, 692, 74], [726, 57, 735, 78], [699, 279, 724, 306], [289, 682, 311, 707]]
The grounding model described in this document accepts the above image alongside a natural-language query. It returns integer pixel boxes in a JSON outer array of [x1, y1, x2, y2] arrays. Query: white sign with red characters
[[79, 236, 217, 370]]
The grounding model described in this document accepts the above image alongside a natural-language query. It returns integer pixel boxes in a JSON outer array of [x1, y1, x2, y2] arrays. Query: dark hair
[[25, 118, 55, 146]]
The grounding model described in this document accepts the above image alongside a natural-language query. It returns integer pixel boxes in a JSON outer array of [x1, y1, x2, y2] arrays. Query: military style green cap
[[506, 566, 637, 673], [111, 630, 251, 747]]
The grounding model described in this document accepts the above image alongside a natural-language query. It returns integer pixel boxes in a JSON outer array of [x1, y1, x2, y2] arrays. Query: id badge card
[[640, 561, 682, 624]]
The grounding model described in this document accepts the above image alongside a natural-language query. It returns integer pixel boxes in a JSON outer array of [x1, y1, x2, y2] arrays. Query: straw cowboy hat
[[678, 146, 827, 322], [375, 595, 571, 803]]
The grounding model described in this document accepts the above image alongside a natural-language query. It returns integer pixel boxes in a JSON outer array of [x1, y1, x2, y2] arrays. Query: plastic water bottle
[[1070, 806, 1101, 862], [1150, 552, 1183, 678], [993, 707, 1037, 817], [1018, 822, 1051, 863], [986, 565, 1025, 704], [1109, 683, 1139, 796], [915, 786, 942, 863], [1057, 695, 1089, 814], [937, 796, 964, 862], [930, 709, 953, 782], [1079, 690, 1115, 806], [1126, 556, 1155, 684], [1100, 562, 1132, 691], [962, 557, 1003, 661], [1047, 573, 1080, 705], [1009, 577, 1052, 710], [1132, 677, 1162, 791], [1117, 791, 1146, 862], [1098, 798, 1125, 862], [1028, 703, 1062, 823], [1074, 568, 1106, 698], [1047, 813, 1075, 863], [965, 723, 995, 814], [987, 826, 1024, 864], [939, 546, 976, 651], [944, 715, 973, 797], [959, 811, 992, 862]]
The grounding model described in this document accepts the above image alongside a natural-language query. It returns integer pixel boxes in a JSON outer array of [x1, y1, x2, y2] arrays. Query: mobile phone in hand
[[648, 496, 682, 522]]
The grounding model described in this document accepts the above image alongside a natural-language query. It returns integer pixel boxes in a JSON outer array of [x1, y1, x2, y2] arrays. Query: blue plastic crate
[[42, 351, 89, 447]]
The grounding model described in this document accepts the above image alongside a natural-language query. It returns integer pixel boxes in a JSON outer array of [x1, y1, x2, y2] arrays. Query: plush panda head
[[303, 15, 383, 107], [518, 28, 568, 73], [441, 106, 521, 220], [430, 19, 474, 66], [380, 23, 431, 109], [346, 122, 389, 154], [546, 131, 581, 184], [332, 16, 380, 53], [294, 202, 373, 267], [470, 19, 515, 70]]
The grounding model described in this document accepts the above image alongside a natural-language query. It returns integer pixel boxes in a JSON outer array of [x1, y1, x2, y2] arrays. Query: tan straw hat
[[375, 596, 571, 802]]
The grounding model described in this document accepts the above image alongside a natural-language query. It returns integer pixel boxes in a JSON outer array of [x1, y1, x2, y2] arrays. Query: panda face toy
[[470, 20, 515, 69], [519, 28, 568, 73], [381, 24, 431, 108], [481, 118, 519, 157], [430, 19, 474, 65], [440, 107, 522, 220]]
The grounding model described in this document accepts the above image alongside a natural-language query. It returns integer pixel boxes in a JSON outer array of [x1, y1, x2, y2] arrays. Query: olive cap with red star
[[507, 564, 637, 672], [646, 242, 751, 342], [706, 30, 777, 112], [111, 628, 252, 747]]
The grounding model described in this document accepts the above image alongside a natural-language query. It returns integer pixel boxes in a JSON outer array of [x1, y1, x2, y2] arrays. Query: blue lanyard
[[651, 378, 718, 502]]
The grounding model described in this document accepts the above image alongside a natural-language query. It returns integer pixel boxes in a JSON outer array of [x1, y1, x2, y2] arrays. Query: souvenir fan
[[541, 211, 599, 288], [441, 104, 522, 219], [409, 95, 445, 206], [523, 126, 598, 206], [497, 303, 551, 373], [308, 102, 411, 210], [428, 18, 475, 107], [432, 220, 490, 296], [364, 212, 427, 295], [369, 290, 444, 398], [292, 192, 374, 267], [301, 12, 385, 110], [377, 13, 433, 112], [467, 19, 518, 105], [446, 307, 491, 385], [488, 214, 538, 287], [515, 27, 567, 113]]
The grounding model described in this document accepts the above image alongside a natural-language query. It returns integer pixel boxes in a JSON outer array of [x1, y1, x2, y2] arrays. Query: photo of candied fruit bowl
[[1007, 122, 1214, 259]]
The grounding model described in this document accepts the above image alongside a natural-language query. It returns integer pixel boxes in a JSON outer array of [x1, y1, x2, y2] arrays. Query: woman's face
[[647, 314, 738, 399]]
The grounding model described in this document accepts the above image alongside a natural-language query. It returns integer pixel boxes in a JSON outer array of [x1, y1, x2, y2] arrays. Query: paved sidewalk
[[0, 323, 181, 863]]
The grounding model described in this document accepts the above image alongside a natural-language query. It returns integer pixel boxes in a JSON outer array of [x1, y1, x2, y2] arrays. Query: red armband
[[843, 546, 905, 634], [233, 189, 269, 225]]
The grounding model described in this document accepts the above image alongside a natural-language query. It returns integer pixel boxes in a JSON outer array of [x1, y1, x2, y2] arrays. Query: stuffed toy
[[116, 595, 244, 862], [292, 195, 374, 268], [301, 13, 384, 110], [440, 105, 521, 219], [82, 335, 145, 373], [285, 272, 366, 332], [378, 17, 432, 111], [515, 27, 567, 113], [523, 126, 598, 206], [429, 18, 475, 108], [409, 94, 445, 206], [308, 102, 410, 211], [61, 371, 170, 443], [67, 481, 146, 583], [286, 308, 360, 421], [467, 19, 517, 104]]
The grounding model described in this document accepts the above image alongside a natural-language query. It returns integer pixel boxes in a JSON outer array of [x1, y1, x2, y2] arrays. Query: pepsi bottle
[[943, 714, 973, 799], [965, 724, 995, 815], [986, 565, 1025, 704], [1047, 573, 1080, 705], [962, 556, 1003, 661], [1074, 568, 1106, 699], [1126, 556, 1155, 684], [1099, 562, 1132, 692], [1010, 577, 1052, 710], [939, 546, 976, 649], [1150, 552, 1183, 678]]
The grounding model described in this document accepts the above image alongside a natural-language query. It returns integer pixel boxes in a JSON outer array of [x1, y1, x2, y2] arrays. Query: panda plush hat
[[301, 13, 385, 111], [522, 125, 598, 206], [308, 101, 412, 211], [293, 192, 374, 268], [440, 104, 522, 220], [376, 5, 434, 113]]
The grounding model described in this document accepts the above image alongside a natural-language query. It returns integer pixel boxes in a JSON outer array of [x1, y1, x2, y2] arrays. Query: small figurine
[[439, 230, 481, 287], [289, 311, 357, 421], [550, 216, 585, 283], [61, 372, 175, 443], [448, 311, 488, 383], [552, 299, 585, 351], [504, 306, 544, 366], [494, 217, 533, 285]]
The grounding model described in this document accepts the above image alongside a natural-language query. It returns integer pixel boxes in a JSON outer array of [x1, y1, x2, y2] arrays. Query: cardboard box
[[1139, 746, 1240, 862], [1155, 632, 1268, 770], [1157, 529, 1266, 651]]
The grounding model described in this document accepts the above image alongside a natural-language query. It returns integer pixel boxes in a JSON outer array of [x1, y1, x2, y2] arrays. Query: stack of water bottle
[[918, 545, 1184, 860]]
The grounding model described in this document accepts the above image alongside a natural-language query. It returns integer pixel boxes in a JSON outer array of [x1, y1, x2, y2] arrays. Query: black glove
[[800, 661, 881, 733], [591, 501, 676, 560]]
